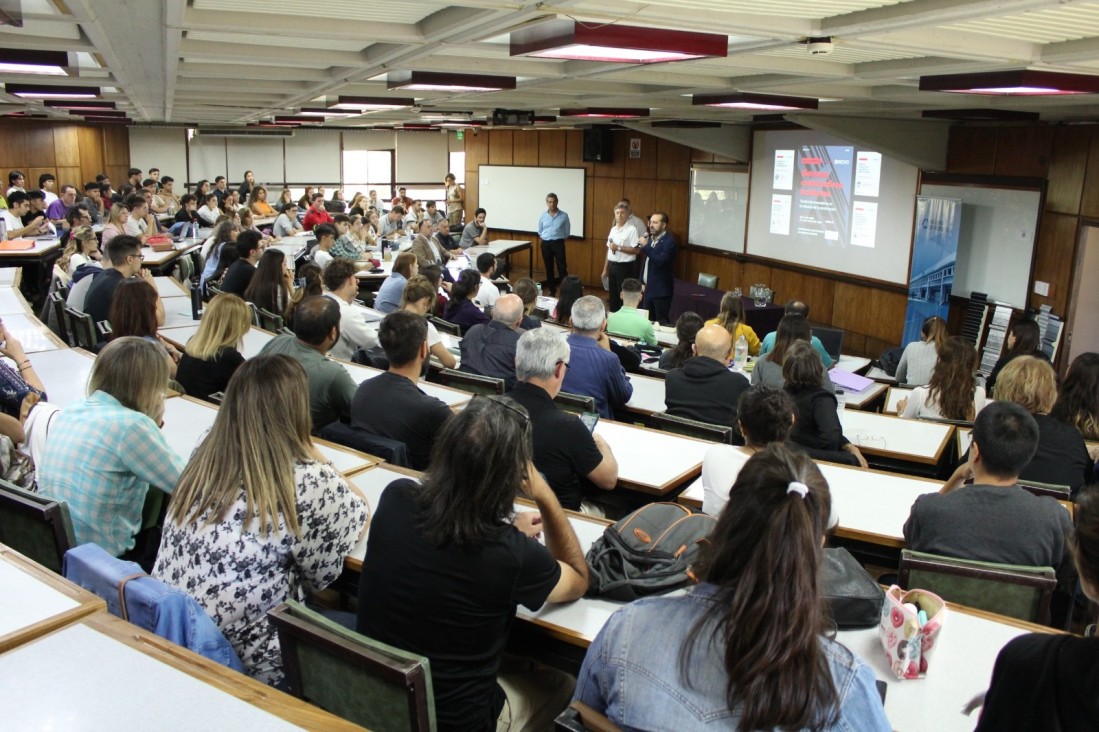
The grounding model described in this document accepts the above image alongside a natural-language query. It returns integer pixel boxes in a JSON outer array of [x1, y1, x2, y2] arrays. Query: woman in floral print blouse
[[154, 354, 369, 685]]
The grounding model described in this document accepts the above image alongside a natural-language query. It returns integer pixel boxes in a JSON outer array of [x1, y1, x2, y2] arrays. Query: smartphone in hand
[[579, 411, 599, 433]]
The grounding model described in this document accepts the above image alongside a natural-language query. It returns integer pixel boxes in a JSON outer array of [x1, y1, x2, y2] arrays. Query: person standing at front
[[601, 203, 639, 313], [537, 193, 570, 297]]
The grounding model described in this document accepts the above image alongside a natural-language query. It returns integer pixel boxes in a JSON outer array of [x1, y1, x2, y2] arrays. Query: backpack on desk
[[586, 502, 716, 601]]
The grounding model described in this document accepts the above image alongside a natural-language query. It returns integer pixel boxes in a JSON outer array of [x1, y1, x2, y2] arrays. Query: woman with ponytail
[[574, 443, 890, 731]]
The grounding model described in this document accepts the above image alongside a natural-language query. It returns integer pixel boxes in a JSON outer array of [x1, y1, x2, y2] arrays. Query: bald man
[[664, 324, 750, 436], [458, 293, 524, 388]]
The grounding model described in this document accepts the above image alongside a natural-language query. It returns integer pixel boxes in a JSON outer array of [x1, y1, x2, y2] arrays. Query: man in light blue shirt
[[537, 192, 570, 296], [759, 299, 833, 367]]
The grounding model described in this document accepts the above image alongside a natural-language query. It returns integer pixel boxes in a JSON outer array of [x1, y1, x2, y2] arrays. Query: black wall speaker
[[583, 127, 613, 163]]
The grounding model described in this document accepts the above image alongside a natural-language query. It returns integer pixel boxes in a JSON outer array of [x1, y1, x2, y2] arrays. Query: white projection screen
[[688, 165, 749, 252], [478, 165, 586, 237], [746, 129, 919, 284]]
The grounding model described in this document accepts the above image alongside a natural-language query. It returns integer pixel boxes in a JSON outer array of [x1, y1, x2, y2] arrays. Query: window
[[342, 149, 394, 200], [449, 152, 465, 184]]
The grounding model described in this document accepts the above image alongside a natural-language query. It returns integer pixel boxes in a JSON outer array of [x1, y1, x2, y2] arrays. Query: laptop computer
[[812, 326, 845, 364]]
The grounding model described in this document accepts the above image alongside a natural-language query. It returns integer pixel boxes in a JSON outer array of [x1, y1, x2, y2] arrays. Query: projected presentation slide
[[747, 129, 917, 285]]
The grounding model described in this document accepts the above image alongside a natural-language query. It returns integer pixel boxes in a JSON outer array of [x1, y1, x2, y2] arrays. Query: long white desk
[[162, 396, 376, 476], [594, 419, 710, 495], [159, 323, 274, 358], [140, 240, 201, 267], [0, 614, 360, 731], [624, 372, 667, 415], [1, 312, 66, 353], [23, 347, 96, 408], [884, 385, 914, 414], [153, 275, 189, 299], [333, 360, 471, 409], [839, 409, 954, 467], [161, 296, 198, 329], [0, 237, 62, 258], [0, 286, 30, 315]]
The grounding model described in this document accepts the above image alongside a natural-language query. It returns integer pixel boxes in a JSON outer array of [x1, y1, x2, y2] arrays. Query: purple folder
[[829, 368, 874, 393]]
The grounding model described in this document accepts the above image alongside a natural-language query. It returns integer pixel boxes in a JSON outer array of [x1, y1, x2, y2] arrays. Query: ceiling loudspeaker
[[492, 109, 534, 126], [583, 127, 613, 163], [806, 36, 834, 55]]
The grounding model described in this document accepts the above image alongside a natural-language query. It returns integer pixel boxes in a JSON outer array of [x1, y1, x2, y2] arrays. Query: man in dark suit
[[639, 211, 677, 325]]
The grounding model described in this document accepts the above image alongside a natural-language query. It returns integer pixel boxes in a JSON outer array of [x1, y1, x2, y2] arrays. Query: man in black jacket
[[664, 324, 749, 438]]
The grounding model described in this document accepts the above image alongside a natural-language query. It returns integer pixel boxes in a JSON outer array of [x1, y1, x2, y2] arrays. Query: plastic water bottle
[[536, 282, 542, 298], [836, 388, 846, 411], [190, 221, 198, 241], [733, 335, 748, 371]]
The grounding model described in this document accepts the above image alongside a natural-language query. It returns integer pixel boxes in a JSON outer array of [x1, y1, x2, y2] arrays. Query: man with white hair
[[561, 296, 634, 418], [510, 328, 620, 511], [458, 293, 523, 387]]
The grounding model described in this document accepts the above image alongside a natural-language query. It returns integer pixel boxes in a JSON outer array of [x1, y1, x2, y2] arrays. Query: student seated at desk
[[753, 314, 835, 393], [155, 355, 369, 687], [309, 223, 337, 271], [357, 396, 587, 731], [473, 251, 501, 310], [39, 338, 185, 563], [107, 279, 181, 377], [658, 311, 703, 370], [219, 231, 263, 298], [99, 202, 130, 245], [895, 315, 945, 386], [350, 311, 451, 471], [84, 236, 151, 340], [196, 192, 221, 226], [784, 342, 867, 468], [552, 274, 583, 323], [664, 324, 749, 433], [443, 268, 490, 335], [374, 251, 418, 314], [199, 221, 241, 292], [512, 277, 542, 330], [401, 274, 457, 369], [272, 202, 302, 238], [575, 444, 890, 731], [605, 278, 655, 345], [1051, 352, 1099, 442], [701, 386, 796, 516], [904, 401, 1074, 588], [459, 294, 523, 389], [986, 319, 1049, 397], [995, 357, 1091, 497], [175, 294, 250, 403], [759, 299, 832, 368], [706, 290, 760, 356], [57, 225, 101, 277], [561, 296, 634, 419], [977, 483, 1099, 730], [322, 257, 379, 361], [248, 185, 277, 218], [898, 336, 987, 422], [243, 248, 292, 317], [283, 263, 322, 325]]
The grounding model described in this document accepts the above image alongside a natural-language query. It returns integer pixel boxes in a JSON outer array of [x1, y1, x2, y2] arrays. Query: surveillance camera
[[411, 104, 423, 113], [807, 37, 834, 55]]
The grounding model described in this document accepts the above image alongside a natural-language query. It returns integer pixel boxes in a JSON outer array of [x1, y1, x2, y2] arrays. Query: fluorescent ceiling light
[[510, 20, 727, 64], [5, 83, 98, 99], [559, 107, 649, 118], [692, 92, 818, 111], [328, 96, 414, 111], [387, 70, 515, 92], [0, 49, 67, 75], [919, 70, 1099, 96]]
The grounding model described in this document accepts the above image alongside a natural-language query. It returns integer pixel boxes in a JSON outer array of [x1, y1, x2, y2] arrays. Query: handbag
[[878, 585, 946, 679], [821, 547, 885, 628]]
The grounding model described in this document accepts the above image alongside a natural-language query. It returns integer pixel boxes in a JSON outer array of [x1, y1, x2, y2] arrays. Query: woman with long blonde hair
[[100, 203, 130, 245], [896, 315, 947, 386], [175, 294, 252, 402], [706, 291, 760, 356], [155, 355, 369, 686]]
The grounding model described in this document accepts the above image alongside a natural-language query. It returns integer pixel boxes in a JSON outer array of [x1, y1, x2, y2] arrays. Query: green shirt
[[606, 306, 655, 345], [257, 334, 356, 430]]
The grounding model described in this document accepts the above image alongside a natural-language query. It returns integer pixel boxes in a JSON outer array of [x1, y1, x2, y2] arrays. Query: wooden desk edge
[[78, 614, 365, 731]]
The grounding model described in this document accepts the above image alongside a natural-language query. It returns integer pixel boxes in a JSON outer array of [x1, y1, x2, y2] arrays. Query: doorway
[[1066, 223, 1099, 366]]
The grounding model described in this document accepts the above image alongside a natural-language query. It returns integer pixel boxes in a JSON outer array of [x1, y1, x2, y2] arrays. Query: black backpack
[[877, 346, 903, 377], [586, 503, 716, 601]]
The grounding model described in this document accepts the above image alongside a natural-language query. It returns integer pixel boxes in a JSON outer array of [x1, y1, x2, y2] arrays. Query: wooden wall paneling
[[622, 132, 657, 179], [590, 132, 624, 179], [565, 237, 594, 286], [487, 130, 514, 165], [946, 125, 996, 175], [691, 149, 716, 163], [0, 120, 28, 168], [1079, 129, 1099, 219], [655, 138, 691, 181], [993, 125, 1051, 179], [512, 131, 539, 166], [767, 267, 835, 325], [685, 250, 738, 292], [464, 130, 489, 167], [538, 130, 567, 167], [1044, 125, 1090, 215], [591, 177, 625, 232], [564, 130, 593, 174], [740, 261, 773, 293], [653, 180, 689, 241], [830, 282, 874, 337], [1029, 211, 1078, 315], [55, 167, 81, 189], [52, 125, 81, 168], [24, 125, 55, 167], [101, 126, 129, 167], [464, 170, 478, 213], [623, 179, 656, 226], [27, 167, 54, 191], [77, 126, 104, 183]]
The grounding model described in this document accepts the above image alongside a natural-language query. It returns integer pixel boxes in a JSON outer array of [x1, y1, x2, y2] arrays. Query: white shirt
[[42, 190, 58, 206], [475, 276, 500, 309], [900, 385, 988, 421], [626, 213, 648, 244], [323, 292, 379, 360], [426, 319, 443, 349], [197, 205, 220, 225], [124, 216, 146, 237], [313, 249, 333, 270], [1, 209, 23, 239], [606, 223, 639, 263]]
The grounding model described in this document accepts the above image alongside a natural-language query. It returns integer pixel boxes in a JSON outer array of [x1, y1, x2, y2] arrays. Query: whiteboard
[[226, 138, 284, 188], [478, 165, 586, 237], [688, 166, 748, 252], [128, 128, 188, 185], [284, 130, 341, 183], [920, 183, 1040, 308]]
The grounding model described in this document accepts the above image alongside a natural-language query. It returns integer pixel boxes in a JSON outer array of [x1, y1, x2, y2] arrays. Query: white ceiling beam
[[179, 7, 419, 43], [178, 39, 367, 67], [1041, 35, 1099, 64], [820, 0, 1075, 37], [855, 28, 1038, 63]]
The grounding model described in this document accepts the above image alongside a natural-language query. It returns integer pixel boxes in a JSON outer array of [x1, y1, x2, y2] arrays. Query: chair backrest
[[269, 600, 436, 732], [254, 306, 285, 333], [649, 412, 734, 444], [811, 326, 845, 363], [437, 368, 504, 396], [554, 390, 595, 415], [428, 316, 461, 337], [318, 421, 410, 468], [49, 291, 71, 345], [696, 273, 718, 289], [1019, 480, 1072, 500], [898, 549, 1057, 625], [245, 301, 261, 327], [555, 701, 622, 732], [0, 480, 75, 574], [64, 307, 97, 351]]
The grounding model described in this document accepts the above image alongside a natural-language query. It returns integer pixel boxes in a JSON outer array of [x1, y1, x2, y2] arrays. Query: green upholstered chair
[[254, 306, 285, 333], [649, 412, 734, 445], [696, 273, 718, 289], [268, 600, 436, 732], [0, 480, 76, 574], [435, 368, 504, 396], [898, 549, 1057, 625], [1018, 480, 1072, 500], [554, 391, 596, 415]]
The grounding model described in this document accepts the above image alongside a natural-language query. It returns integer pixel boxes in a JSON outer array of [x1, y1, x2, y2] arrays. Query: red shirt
[[391, 195, 413, 210], [301, 207, 333, 231]]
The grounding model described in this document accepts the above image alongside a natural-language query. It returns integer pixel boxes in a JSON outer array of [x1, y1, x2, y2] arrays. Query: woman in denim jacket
[[574, 443, 891, 731]]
